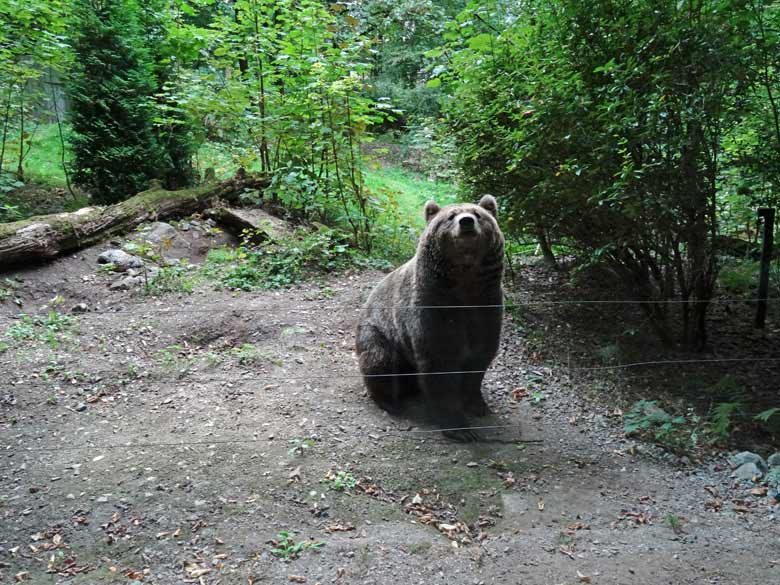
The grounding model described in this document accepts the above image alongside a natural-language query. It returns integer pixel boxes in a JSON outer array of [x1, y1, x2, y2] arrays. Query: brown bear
[[355, 195, 504, 442]]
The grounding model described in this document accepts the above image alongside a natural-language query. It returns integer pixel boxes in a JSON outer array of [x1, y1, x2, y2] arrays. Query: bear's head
[[421, 195, 503, 268]]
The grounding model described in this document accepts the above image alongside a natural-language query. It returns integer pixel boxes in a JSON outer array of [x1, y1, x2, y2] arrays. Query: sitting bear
[[355, 195, 504, 441]]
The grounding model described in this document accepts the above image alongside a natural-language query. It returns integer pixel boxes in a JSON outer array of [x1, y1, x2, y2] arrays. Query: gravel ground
[[1, 226, 779, 585]]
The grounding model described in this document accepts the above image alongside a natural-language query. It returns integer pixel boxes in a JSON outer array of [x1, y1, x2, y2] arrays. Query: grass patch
[[143, 264, 196, 296], [1, 124, 72, 188], [2, 311, 77, 349], [206, 227, 354, 291], [363, 165, 457, 228]]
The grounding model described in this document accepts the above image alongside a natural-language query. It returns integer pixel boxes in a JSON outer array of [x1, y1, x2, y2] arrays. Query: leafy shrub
[[624, 400, 705, 453], [322, 469, 357, 492], [143, 264, 195, 296], [3, 312, 76, 349], [218, 228, 352, 291], [0, 175, 24, 221], [270, 532, 324, 561], [718, 259, 780, 297]]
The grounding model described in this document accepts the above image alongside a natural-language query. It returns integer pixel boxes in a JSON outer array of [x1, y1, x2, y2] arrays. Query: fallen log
[[0, 172, 270, 270]]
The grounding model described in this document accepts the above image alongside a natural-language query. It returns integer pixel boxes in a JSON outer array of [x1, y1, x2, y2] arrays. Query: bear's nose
[[459, 215, 476, 231]]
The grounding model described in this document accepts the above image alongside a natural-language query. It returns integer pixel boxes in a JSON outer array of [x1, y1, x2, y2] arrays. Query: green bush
[[67, 0, 164, 203], [217, 227, 353, 291]]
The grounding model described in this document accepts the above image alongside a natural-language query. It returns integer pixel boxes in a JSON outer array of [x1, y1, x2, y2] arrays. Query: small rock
[[97, 249, 144, 271], [767, 453, 780, 468], [729, 451, 768, 472], [732, 462, 763, 481], [74, 402, 87, 412], [111, 274, 147, 290], [138, 222, 181, 246], [768, 488, 779, 502], [71, 303, 89, 314]]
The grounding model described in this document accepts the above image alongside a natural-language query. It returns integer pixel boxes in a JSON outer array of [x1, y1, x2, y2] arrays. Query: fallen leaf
[[288, 576, 306, 583], [750, 487, 768, 497], [510, 387, 529, 401], [559, 545, 575, 559], [704, 499, 722, 512], [184, 561, 210, 578], [538, 499, 545, 511], [577, 570, 591, 583], [325, 523, 355, 533]]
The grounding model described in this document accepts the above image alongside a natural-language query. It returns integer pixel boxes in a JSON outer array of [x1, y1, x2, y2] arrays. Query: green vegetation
[[270, 532, 324, 561], [210, 228, 353, 291], [2, 311, 76, 349], [718, 259, 780, 297], [288, 437, 315, 457], [68, 0, 170, 203], [665, 514, 684, 534], [434, 0, 780, 348], [322, 469, 358, 492], [363, 165, 457, 228], [143, 263, 196, 296], [231, 343, 260, 365], [624, 400, 706, 453]]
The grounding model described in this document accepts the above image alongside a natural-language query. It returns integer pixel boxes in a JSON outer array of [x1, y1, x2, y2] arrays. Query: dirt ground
[[1, 228, 779, 584]]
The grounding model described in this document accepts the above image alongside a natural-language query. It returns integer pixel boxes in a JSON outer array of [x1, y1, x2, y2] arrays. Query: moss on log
[[0, 173, 269, 270]]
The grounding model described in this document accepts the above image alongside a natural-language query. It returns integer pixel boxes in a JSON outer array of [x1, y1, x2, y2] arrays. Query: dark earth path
[[1, 237, 778, 584]]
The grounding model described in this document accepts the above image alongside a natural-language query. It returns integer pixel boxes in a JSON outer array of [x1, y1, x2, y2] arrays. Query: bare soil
[[1, 228, 779, 584]]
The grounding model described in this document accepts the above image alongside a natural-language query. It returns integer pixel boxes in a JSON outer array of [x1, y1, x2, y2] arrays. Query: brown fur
[[355, 195, 504, 441]]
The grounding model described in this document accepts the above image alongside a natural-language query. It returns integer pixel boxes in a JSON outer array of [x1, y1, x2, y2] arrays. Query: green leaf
[[426, 78, 442, 88], [468, 33, 494, 51]]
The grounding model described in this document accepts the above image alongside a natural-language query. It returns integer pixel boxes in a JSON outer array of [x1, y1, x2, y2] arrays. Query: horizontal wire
[[0, 296, 777, 320], [2, 357, 777, 392], [13, 424, 539, 454]]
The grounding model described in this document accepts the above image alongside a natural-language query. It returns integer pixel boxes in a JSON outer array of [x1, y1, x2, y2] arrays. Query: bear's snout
[[456, 213, 478, 235]]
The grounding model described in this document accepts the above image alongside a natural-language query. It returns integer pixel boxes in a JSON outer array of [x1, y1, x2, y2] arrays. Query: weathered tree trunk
[[0, 172, 269, 270], [535, 225, 559, 269]]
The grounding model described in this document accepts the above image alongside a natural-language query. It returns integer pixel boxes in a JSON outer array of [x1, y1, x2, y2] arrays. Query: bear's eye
[[448, 212, 457, 221]]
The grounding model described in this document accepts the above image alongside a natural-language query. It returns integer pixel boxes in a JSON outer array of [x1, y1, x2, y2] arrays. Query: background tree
[[439, 0, 762, 348], [0, 0, 71, 182], [138, 0, 197, 189], [67, 0, 164, 203]]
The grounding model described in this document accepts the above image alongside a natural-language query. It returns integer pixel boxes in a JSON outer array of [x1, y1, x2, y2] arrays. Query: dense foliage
[[2, 0, 780, 348], [68, 0, 167, 203], [436, 0, 780, 347]]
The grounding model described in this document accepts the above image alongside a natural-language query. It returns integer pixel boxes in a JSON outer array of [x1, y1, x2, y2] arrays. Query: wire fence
[[0, 296, 778, 320], [1, 295, 777, 456], [9, 423, 539, 455], [1, 356, 777, 392]]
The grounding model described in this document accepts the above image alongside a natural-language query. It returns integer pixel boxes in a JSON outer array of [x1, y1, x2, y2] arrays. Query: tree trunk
[[535, 225, 558, 269], [0, 172, 269, 270]]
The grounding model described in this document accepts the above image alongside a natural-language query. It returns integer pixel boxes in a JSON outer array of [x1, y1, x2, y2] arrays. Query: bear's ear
[[424, 200, 441, 223], [478, 194, 497, 217]]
